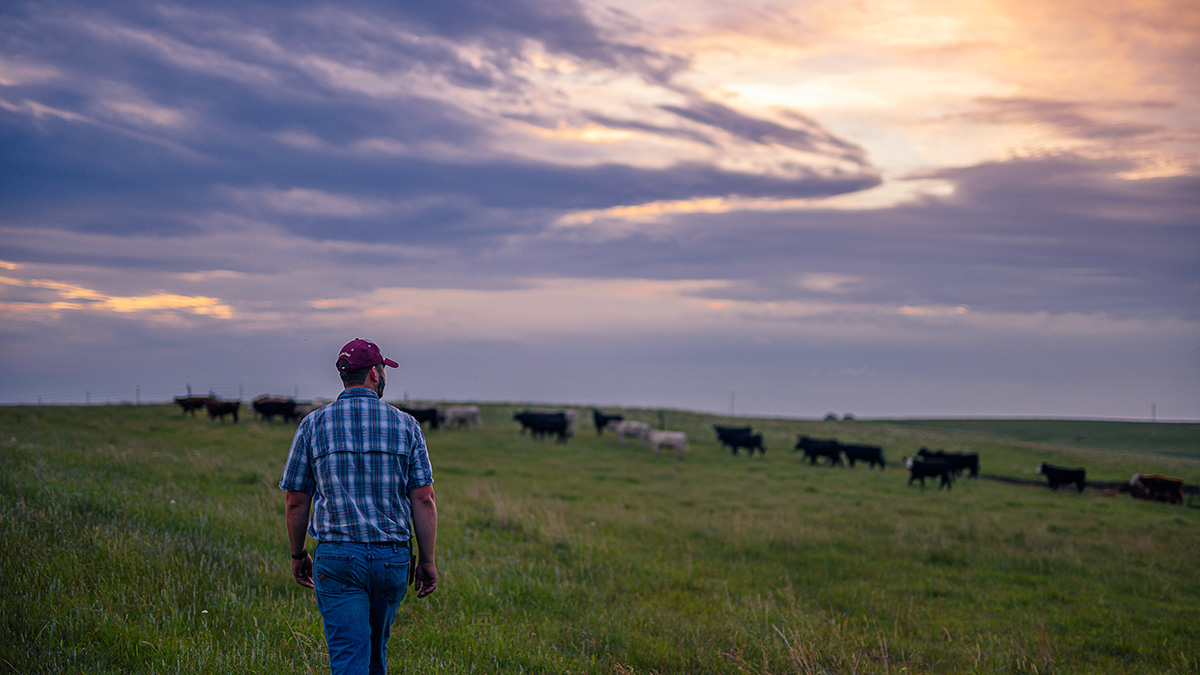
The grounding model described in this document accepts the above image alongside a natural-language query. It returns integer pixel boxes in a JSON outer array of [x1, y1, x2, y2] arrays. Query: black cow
[[592, 409, 624, 435], [716, 426, 766, 456], [1037, 462, 1086, 492], [514, 411, 571, 442], [513, 411, 538, 435], [731, 432, 766, 456], [906, 457, 953, 490], [715, 425, 754, 455], [714, 424, 751, 441], [842, 443, 886, 470], [206, 399, 240, 423], [174, 396, 211, 416], [794, 435, 843, 466], [399, 406, 440, 430], [253, 396, 298, 423], [917, 448, 979, 478]]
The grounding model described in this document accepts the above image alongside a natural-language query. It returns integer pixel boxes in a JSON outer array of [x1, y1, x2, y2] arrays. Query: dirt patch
[[980, 474, 1199, 506]]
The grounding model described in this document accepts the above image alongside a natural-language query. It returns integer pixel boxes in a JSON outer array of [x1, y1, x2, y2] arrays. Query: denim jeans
[[314, 542, 410, 675]]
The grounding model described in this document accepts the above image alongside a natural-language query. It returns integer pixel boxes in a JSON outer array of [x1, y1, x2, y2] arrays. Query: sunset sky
[[2, 0, 1197, 419]]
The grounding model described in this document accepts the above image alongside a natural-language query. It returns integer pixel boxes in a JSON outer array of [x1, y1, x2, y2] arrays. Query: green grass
[[1, 403, 1198, 674]]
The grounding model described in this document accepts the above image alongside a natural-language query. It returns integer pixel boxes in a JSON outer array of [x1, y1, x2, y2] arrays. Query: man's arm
[[409, 483, 438, 598], [285, 490, 314, 588]]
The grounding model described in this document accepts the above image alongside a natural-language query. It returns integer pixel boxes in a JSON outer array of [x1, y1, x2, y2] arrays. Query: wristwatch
[[291, 548, 308, 560]]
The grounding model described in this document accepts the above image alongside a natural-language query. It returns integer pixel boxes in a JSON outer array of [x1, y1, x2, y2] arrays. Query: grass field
[[1, 403, 1198, 674]]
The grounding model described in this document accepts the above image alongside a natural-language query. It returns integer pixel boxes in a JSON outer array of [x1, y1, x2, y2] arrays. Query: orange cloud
[[1, 278, 233, 319]]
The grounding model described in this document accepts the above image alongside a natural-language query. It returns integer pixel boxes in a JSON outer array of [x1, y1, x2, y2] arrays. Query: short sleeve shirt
[[279, 388, 434, 543]]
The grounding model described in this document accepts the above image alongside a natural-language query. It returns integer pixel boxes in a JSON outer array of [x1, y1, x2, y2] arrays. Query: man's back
[[283, 388, 432, 544]]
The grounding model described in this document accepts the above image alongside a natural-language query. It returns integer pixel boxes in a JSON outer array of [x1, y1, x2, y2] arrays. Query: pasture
[[1, 403, 1198, 674]]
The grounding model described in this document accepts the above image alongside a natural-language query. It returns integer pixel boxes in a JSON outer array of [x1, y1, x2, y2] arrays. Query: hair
[[339, 362, 382, 387]]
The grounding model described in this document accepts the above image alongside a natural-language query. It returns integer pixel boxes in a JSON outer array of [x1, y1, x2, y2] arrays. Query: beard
[[375, 369, 386, 398]]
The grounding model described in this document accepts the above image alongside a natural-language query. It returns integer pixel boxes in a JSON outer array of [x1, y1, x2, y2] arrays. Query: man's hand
[[413, 560, 437, 598], [409, 484, 438, 599], [292, 552, 314, 588], [285, 491, 314, 589]]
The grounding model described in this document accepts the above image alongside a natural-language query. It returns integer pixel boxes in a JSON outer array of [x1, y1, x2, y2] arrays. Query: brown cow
[[1125, 474, 1185, 504], [174, 396, 211, 416]]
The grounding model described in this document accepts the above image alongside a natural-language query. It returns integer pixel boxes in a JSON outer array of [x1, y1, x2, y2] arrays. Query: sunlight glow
[[526, 121, 641, 143], [554, 176, 955, 231], [301, 276, 1176, 349], [0, 278, 233, 319]]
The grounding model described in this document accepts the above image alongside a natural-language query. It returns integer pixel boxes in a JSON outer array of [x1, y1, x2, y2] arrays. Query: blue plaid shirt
[[279, 388, 434, 543]]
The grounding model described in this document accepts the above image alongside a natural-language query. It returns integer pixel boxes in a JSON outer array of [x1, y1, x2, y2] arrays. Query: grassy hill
[[1, 403, 1197, 674]]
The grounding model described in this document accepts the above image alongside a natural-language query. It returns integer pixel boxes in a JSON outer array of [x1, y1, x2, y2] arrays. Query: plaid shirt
[[279, 388, 433, 543]]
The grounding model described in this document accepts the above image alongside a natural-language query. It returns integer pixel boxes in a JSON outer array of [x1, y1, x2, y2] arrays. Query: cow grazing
[[607, 420, 652, 445], [514, 410, 573, 442], [206, 399, 240, 423], [1126, 474, 1185, 504], [917, 448, 978, 478], [714, 425, 750, 450], [399, 406, 440, 430], [519, 411, 572, 443], [252, 396, 298, 423], [842, 443, 886, 470], [174, 396, 211, 416], [440, 405, 482, 429], [905, 457, 953, 490], [714, 425, 765, 456], [1036, 462, 1086, 492], [518, 408, 578, 435], [647, 429, 688, 458], [513, 410, 537, 434], [729, 431, 766, 456], [714, 424, 751, 442], [592, 409, 624, 434], [794, 435, 843, 466]]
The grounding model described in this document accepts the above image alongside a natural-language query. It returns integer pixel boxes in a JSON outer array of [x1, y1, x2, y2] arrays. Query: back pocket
[[314, 554, 357, 595]]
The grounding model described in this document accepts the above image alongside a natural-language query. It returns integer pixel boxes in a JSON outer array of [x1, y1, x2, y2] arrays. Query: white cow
[[607, 420, 651, 445], [294, 398, 332, 418], [648, 429, 688, 458], [440, 405, 482, 429]]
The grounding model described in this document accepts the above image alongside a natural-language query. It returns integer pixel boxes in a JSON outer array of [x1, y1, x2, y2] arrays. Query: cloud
[[660, 97, 870, 166], [0, 0, 1196, 417], [78, 15, 282, 88], [95, 98, 188, 128], [960, 97, 1168, 140], [0, 57, 60, 86], [221, 186, 392, 217], [0, 277, 233, 321], [0, 97, 88, 123]]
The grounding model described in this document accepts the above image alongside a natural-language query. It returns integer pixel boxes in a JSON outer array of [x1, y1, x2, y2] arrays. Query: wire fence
[[0, 383, 336, 406]]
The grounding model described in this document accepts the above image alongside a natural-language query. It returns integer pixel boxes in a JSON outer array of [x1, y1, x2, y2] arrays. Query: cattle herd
[[172, 396, 1188, 505], [173, 394, 479, 429]]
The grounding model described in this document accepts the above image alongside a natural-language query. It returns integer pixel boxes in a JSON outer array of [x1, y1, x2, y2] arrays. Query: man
[[280, 338, 438, 675]]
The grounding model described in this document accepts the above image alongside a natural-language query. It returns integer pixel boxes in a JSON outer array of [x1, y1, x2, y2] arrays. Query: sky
[[1, 0, 1198, 419]]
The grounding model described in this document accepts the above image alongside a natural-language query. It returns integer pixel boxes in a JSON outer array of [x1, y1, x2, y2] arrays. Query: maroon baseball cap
[[336, 338, 399, 372]]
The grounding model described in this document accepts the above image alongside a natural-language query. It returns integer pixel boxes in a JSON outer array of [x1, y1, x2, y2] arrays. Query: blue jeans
[[314, 542, 410, 675]]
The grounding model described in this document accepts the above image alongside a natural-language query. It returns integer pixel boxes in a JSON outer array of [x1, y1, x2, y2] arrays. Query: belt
[[315, 540, 417, 587]]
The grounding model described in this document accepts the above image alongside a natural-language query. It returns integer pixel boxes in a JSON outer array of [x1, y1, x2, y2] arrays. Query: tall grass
[[1, 404, 1197, 674]]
